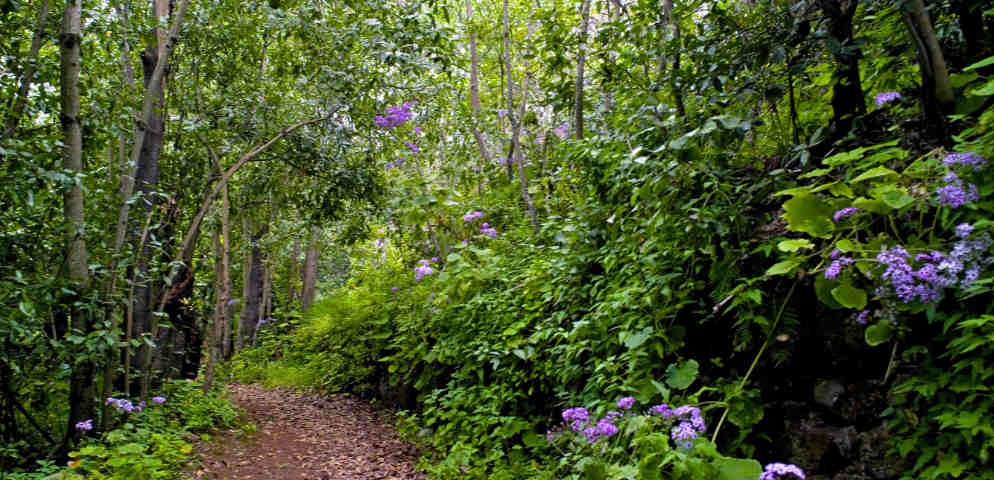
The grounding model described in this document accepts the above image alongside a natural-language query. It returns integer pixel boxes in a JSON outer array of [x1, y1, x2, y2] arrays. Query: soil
[[185, 384, 425, 480]]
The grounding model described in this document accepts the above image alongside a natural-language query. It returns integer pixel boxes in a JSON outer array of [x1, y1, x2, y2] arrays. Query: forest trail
[[186, 385, 425, 480]]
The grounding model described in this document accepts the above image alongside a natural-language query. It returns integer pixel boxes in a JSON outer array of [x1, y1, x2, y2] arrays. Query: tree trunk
[[816, 0, 864, 146], [3, 0, 50, 138], [466, 0, 495, 181], [220, 183, 233, 359], [951, 0, 992, 65], [506, 19, 539, 235], [501, 0, 516, 181], [574, 0, 592, 140], [287, 236, 300, 303], [130, 0, 191, 398], [59, 0, 92, 447], [901, 0, 954, 141], [301, 226, 320, 313], [203, 226, 223, 392], [661, 0, 685, 118], [239, 229, 266, 350]]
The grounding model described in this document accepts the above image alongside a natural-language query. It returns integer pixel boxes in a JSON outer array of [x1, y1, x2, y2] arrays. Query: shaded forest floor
[[184, 385, 425, 480]]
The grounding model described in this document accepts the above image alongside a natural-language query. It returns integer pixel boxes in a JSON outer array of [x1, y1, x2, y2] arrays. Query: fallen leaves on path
[[187, 384, 425, 480]]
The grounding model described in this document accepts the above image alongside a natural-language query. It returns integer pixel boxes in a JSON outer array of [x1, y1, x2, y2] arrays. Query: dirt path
[[187, 384, 425, 480]]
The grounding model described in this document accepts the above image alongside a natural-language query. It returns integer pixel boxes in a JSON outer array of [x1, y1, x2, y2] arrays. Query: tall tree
[[901, 0, 954, 140], [816, 0, 864, 147], [301, 226, 320, 313], [58, 0, 92, 446], [574, 0, 593, 139]]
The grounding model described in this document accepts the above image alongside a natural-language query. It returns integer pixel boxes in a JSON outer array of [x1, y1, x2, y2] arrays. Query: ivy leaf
[[782, 193, 834, 238], [766, 259, 801, 276], [851, 166, 899, 183], [831, 284, 867, 309], [715, 457, 763, 480], [865, 321, 892, 346], [777, 239, 814, 252], [665, 359, 699, 390]]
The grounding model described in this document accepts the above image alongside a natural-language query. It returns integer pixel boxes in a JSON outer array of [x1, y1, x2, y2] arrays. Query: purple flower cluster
[[385, 158, 406, 170], [497, 109, 508, 117], [463, 211, 484, 222], [75, 419, 93, 431], [832, 207, 861, 222], [106, 397, 140, 413], [936, 172, 979, 208], [152, 396, 166, 404], [227, 298, 240, 306], [552, 124, 568, 139], [943, 152, 985, 168], [374, 102, 415, 128], [874, 91, 901, 107], [581, 417, 619, 443], [406, 142, 420, 154], [873, 233, 991, 304], [760, 463, 806, 480], [617, 396, 635, 409], [480, 223, 498, 239], [391, 286, 399, 292], [825, 256, 854, 280], [562, 407, 589, 431], [856, 309, 870, 324], [413, 126, 423, 134], [650, 404, 706, 449], [414, 259, 435, 281]]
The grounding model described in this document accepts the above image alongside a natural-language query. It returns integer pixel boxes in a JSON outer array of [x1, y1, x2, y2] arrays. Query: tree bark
[[501, 0, 516, 181], [466, 0, 496, 180], [301, 226, 320, 313], [574, 0, 592, 139], [3, 0, 50, 138], [506, 19, 539, 235], [239, 227, 266, 349], [901, 0, 954, 140], [203, 226, 223, 392], [59, 0, 92, 447], [816, 0, 864, 145], [220, 183, 233, 359]]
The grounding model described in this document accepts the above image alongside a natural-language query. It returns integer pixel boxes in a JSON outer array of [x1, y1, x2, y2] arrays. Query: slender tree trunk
[[574, 0, 592, 139], [817, 0, 864, 145], [59, 0, 92, 447], [501, 0, 516, 181], [466, 0, 496, 178], [239, 228, 266, 349], [301, 226, 320, 313], [287, 236, 300, 303], [220, 183, 233, 359], [203, 226, 223, 392], [901, 0, 953, 140], [507, 20, 539, 235], [662, 0, 685, 118], [3, 0, 50, 138], [238, 217, 252, 351]]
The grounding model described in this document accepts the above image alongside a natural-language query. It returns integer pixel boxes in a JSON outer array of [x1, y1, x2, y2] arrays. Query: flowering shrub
[[374, 102, 416, 128]]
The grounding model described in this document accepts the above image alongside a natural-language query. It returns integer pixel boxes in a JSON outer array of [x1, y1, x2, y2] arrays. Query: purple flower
[[375, 102, 416, 128], [152, 396, 166, 404], [856, 310, 870, 324], [671, 422, 697, 448], [760, 463, 806, 480], [956, 223, 974, 239], [617, 396, 635, 409], [649, 404, 672, 417], [227, 299, 240, 306], [552, 124, 568, 139], [825, 257, 854, 280], [391, 286, 399, 292], [480, 223, 498, 239], [430, 257, 438, 263], [562, 407, 589, 431], [406, 142, 420, 154], [497, 109, 508, 116], [832, 207, 862, 222], [75, 419, 93, 431], [463, 211, 484, 222], [937, 173, 979, 208], [830, 249, 841, 259], [874, 91, 901, 107], [413, 126, 423, 134], [943, 152, 985, 168], [581, 416, 619, 443]]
